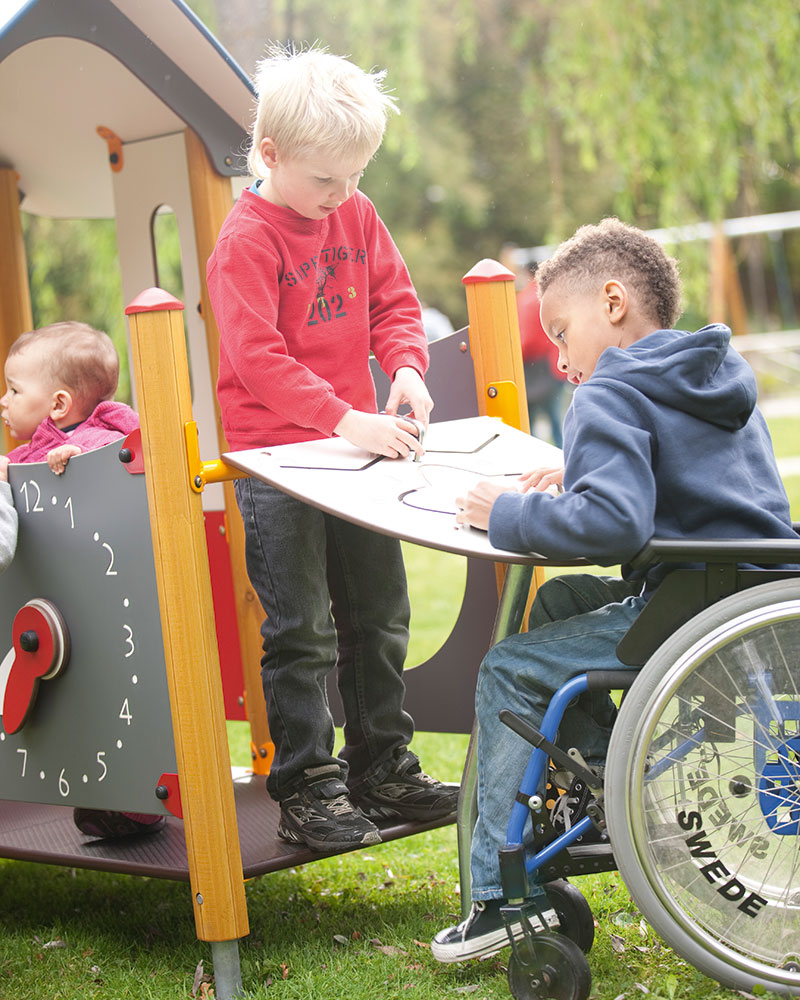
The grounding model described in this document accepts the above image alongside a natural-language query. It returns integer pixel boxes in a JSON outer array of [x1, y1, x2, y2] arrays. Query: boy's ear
[[603, 280, 628, 324], [259, 137, 279, 170], [49, 389, 74, 423]]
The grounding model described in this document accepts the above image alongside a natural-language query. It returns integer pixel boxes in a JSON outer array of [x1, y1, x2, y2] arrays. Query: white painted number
[[20, 479, 43, 513], [102, 542, 117, 576]]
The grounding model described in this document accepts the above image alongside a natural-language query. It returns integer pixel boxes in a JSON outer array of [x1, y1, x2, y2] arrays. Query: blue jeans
[[470, 574, 646, 900], [235, 477, 414, 801]]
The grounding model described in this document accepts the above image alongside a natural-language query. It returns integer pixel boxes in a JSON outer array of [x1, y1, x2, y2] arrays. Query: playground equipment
[[0, 266, 533, 998], [0, 3, 540, 993]]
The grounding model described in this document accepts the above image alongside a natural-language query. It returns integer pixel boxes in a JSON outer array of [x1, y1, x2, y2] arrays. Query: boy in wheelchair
[[432, 217, 799, 964]]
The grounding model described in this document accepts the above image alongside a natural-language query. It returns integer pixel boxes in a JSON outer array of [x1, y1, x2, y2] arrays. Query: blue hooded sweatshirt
[[489, 324, 796, 591]]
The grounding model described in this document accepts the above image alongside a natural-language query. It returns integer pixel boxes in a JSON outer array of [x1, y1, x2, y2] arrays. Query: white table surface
[[223, 416, 562, 564]]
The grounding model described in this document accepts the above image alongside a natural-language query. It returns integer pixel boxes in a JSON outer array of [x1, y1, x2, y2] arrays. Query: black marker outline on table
[[399, 469, 522, 516], [262, 430, 502, 473]]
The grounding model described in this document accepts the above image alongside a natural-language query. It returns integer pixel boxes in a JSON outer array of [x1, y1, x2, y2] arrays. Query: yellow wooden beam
[[126, 288, 249, 943], [462, 259, 546, 602], [0, 167, 33, 452], [184, 127, 273, 773]]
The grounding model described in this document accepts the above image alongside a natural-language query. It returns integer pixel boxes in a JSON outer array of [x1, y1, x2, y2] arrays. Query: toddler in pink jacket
[[1, 321, 163, 840], [2, 321, 138, 472]]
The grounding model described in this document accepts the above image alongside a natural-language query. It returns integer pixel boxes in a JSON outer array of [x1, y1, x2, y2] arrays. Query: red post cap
[[462, 259, 516, 285], [125, 287, 185, 315]]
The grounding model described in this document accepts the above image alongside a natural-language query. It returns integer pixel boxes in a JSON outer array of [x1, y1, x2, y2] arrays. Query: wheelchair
[[494, 535, 800, 1000]]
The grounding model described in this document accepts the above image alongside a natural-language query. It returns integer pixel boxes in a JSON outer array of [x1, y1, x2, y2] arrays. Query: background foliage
[[182, 0, 800, 329], [21, 0, 800, 343]]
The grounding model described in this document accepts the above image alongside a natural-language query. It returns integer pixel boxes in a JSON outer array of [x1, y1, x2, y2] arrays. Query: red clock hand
[[2, 600, 70, 735]]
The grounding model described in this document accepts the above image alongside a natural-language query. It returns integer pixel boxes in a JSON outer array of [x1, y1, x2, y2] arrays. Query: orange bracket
[[184, 420, 247, 493], [485, 380, 522, 427], [249, 740, 275, 776], [96, 126, 123, 172]]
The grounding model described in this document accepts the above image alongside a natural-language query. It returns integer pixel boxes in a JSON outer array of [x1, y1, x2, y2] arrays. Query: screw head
[[19, 630, 39, 653]]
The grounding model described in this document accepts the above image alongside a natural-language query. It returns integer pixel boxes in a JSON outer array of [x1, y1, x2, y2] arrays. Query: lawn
[[0, 408, 798, 999]]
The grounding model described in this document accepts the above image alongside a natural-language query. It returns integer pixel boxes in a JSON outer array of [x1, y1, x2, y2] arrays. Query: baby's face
[[1, 345, 56, 442]]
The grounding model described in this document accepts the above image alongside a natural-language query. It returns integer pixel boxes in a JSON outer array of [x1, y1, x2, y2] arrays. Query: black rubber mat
[[0, 773, 455, 881]]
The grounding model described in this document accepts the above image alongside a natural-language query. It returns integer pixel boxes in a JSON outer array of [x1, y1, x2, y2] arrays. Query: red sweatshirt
[[207, 187, 429, 450]]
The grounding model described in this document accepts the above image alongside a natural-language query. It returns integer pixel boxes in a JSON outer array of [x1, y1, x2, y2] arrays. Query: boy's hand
[[0, 455, 8, 483], [455, 480, 516, 531], [385, 367, 433, 427], [335, 410, 424, 460], [518, 465, 564, 494], [47, 444, 82, 476]]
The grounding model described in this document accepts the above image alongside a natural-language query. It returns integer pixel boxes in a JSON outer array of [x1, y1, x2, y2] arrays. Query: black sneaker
[[277, 774, 381, 852], [349, 747, 459, 822], [431, 899, 558, 963]]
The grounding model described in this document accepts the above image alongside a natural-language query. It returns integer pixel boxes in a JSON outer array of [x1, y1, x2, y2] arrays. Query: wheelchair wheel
[[507, 932, 591, 1000], [544, 880, 595, 953], [606, 579, 800, 996]]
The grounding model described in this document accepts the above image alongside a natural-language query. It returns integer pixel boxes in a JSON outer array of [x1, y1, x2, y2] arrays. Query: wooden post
[[184, 128, 273, 772], [462, 259, 530, 431], [462, 259, 547, 599], [125, 288, 249, 947], [0, 166, 33, 452], [709, 227, 748, 335]]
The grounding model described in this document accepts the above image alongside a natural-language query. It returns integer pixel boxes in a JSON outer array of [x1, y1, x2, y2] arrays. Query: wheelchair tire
[[507, 932, 591, 1000], [606, 578, 800, 996], [544, 879, 595, 953]]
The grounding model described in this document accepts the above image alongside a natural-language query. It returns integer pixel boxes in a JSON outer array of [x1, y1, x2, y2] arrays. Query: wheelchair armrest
[[627, 535, 800, 571]]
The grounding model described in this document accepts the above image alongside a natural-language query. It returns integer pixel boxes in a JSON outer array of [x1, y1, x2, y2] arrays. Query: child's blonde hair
[[10, 322, 119, 406], [248, 45, 397, 176]]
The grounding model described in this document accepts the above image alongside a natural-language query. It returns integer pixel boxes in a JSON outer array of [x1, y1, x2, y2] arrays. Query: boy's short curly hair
[[536, 218, 682, 329], [248, 45, 397, 175], [10, 322, 119, 406]]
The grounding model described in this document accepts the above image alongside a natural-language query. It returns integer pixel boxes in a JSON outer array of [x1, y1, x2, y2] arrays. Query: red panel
[[156, 772, 182, 819], [204, 510, 247, 720]]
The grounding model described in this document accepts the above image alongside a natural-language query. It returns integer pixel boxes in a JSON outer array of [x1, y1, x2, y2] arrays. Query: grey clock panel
[[0, 440, 177, 813]]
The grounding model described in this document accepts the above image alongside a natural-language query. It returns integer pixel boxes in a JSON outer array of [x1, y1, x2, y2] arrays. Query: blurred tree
[[21, 215, 131, 403], [16, 0, 800, 370], [191, 0, 800, 326]]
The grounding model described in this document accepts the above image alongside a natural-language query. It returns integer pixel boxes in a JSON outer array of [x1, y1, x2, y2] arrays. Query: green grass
[[768, 414, 800, 517], [2, 410, 799, 999], [0, 730, 762, 1000]]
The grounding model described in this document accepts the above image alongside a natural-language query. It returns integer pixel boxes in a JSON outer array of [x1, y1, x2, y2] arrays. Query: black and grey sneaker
[[350, 747, 459, 822], [431, 899, 558, 963], [277, 774, 382, 852]]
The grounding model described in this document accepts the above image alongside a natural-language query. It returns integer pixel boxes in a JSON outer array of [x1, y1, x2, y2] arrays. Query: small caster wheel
[[507, 932, 591, 1000], [544, 879, 595, 953]]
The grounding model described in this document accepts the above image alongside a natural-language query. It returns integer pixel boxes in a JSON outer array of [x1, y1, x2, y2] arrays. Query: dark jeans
[[235, 476, 414, 801]]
